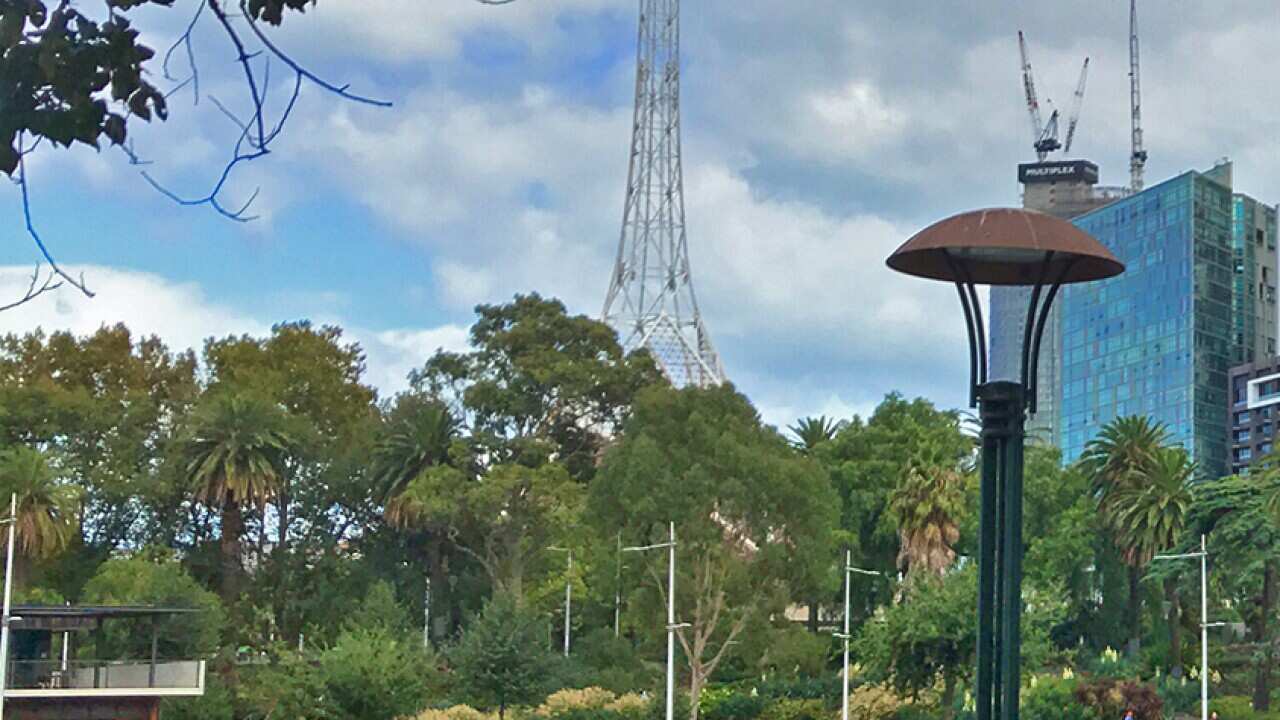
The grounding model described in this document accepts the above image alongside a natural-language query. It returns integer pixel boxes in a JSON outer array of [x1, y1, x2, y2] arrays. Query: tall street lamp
[[1153, 534, 1221, 720], [834, 550, 881, 720], [624, 523, 684, 720], [887, 208, 1123, 720], [0, 493, 19, 719], [548, 547, 573, 657]]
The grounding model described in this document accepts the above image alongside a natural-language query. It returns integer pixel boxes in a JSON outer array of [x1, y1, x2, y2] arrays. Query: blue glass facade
[[1060, 170, 1235, 477]]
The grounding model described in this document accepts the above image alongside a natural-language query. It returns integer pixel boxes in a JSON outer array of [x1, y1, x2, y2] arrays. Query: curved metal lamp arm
[[943, 250, 988, 408]]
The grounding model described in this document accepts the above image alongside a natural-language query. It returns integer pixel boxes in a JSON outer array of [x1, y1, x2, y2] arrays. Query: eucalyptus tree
[[590, 384, 837, 720], [1195, 452, 1280, 710]]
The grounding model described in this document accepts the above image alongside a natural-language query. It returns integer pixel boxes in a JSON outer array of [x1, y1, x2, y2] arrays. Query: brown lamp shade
[[886, 208, 1124, 286]]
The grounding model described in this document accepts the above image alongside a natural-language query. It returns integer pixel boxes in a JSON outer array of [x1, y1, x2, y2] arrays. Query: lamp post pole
[[835, 551, 882, 720], [0, 494, 18, 719], [886, 207, 1124, 720], [624, 523, 683, 720], [1154, 534, 1217, 720], [548, 547, 573, 657]]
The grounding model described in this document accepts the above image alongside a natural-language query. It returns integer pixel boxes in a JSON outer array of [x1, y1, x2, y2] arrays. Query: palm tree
[[182, 392, 296, 606], [1079, 414, 1170, 657], [0, 446, 80, 589], [372, 398, 460, 513], [787, 416, 843, 452], [889, 461, 965, 579], [1109, 447, 1195, 675], [372, 397, 460, 641]]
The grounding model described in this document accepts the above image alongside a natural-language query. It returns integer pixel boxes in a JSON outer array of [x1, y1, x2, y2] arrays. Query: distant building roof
[[10, 605, 199, 632]]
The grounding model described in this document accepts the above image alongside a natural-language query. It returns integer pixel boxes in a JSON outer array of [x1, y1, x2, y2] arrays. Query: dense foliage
[[1, 295, 1277, 718]]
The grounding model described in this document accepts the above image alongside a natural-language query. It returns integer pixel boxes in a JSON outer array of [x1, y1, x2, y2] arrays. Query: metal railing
[[6, 659, 203, 691]]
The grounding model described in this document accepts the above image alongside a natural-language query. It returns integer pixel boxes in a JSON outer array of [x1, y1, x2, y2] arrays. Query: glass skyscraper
[[1060, 165, 1236, 477]]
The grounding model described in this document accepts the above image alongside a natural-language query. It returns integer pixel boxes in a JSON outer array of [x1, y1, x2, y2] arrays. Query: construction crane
[[1018, 31, 1061, 161], [1063, 58, 1089, 154], [1129, 0, 1147, 191]]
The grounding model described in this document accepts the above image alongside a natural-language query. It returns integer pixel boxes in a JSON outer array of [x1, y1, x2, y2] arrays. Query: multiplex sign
[[1018, 160, 1100, 185]]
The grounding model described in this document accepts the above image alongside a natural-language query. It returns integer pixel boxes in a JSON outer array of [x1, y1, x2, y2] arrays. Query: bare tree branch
[[0, 264, 64, 313], [15, 133, 93, 299]]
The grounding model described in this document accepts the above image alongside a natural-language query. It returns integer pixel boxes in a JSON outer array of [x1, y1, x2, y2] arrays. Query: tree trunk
[[1254, 560, 1277, 711], [688, 668, 705, 720], [807, 600, 819, 633], [1125, 564, 1141, 657], [941, 673, 958, 720], [274, 477, 291, 639], [1167, 577, 1183, 678], [221, 500, 244, 607], [427, 538, 449, 642]]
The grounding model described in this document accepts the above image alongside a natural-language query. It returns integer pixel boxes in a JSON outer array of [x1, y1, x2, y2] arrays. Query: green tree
[[0, 326, 198, 562], [451, 596, 550, 720], [1108, 447, 1194, 675], [80, 553, 225, 660], [819, 395, 972, 628], [203, 322, 378, 644], [858, 566, 1066, 720], [889, 459, 966, 578], [181, 391, 297, 607], [388, 461, 582, 601], [1192, 464, 1280, 711], [0, 446, 80, 588], [411, 293, 661, 481], [1079, 415, 1171, 656], [590, 384, 837, 720], [374, 395, 460, 641], [316, 627, 434, 720]]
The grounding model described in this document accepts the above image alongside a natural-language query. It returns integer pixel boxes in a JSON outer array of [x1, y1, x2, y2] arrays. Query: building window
[[1263, 422, 1274, 437], [1237, 410, 1252, 424], [1260, 442, 1273, 456], [1238, 447, 1254, 462], [1236, 428, 1252, 443]]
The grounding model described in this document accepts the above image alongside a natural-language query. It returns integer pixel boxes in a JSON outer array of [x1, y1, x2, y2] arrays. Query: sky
[[3, 1, 1280, 428]]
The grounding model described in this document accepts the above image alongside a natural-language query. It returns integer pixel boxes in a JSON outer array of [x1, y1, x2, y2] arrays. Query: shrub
[[160, 674, 234, 720], [1021, 676, 1097, 720], [757, 676, 840, 703], [535, 687, 618, 716], [701, 687, 764, 720], [413, 707, 495, 720], [1074, 677, 1162, 719], [606, 693, 650, 719], [847, 683, 903, 720], [757, 626, 832, 679], [574, 628, 653, 694], [758, 698, 825, 720], [1209, 696, 1280, 720], [1154, 674, 1198, 718], [317, 627, 435, 720]]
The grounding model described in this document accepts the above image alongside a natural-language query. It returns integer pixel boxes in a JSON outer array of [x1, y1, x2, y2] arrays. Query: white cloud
[[0, 266, 469, 399], [280, 0, 630, 62], [355, 325, 471, 395], [0, 266, 270, 351]]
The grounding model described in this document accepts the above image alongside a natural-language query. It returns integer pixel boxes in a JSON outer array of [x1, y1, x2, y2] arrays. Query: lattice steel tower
[[603, 0, 725, 388]]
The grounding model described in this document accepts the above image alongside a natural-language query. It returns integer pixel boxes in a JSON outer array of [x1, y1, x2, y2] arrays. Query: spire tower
[[603, 0, 724, 388]]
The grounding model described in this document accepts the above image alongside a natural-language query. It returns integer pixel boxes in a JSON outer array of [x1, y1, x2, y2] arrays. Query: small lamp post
[[887, 208, 1123, 720], [834, 550, 882, 720]]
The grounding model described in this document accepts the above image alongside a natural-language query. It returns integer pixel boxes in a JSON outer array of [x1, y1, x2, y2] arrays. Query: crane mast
[[1019, 31, 1063, 161], [1063, 58, 1089, 154], [1129, 0, 1147, 191]]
